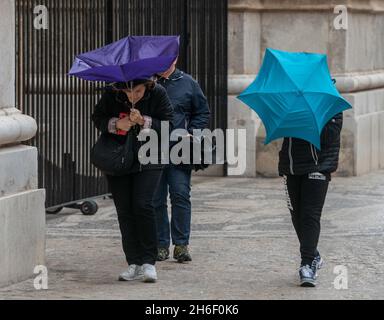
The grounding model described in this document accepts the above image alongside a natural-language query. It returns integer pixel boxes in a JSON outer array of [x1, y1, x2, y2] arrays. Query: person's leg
[[154, 167, 171, 249], [284, 175, 303, 243], [132, 169, 163, 266], [299, 173, 330, 266], [106, 174, 141, 265], [168, 166, 192, 246]]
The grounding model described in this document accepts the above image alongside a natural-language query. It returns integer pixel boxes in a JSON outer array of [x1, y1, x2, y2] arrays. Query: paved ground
[[1, 171, 384, 300]]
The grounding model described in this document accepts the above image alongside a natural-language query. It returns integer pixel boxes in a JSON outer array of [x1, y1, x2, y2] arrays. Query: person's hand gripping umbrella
[[115, 81, 140, 135]]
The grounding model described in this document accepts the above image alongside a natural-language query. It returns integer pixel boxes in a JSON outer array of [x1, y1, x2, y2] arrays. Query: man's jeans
[[155, 166, 192, 248]]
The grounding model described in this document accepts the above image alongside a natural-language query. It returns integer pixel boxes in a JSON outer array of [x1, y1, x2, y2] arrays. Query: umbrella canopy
[[68, 35, 180, 82], [237, 48, 352, 149]]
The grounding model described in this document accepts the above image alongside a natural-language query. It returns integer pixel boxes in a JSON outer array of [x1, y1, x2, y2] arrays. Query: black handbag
[[90, 130, 135, 176]]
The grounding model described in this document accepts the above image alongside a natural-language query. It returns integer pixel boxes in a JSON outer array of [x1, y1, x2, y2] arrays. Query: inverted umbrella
[[68, 35, 180, 82], [237, 48, 352, 149]]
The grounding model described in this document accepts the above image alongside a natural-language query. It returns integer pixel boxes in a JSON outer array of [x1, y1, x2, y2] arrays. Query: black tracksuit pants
[[284, 173, 330, 266], [106, 169, 163, 266]]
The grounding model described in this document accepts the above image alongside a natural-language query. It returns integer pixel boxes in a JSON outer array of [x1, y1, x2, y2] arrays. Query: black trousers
[[284, 173, 330, 266], [106, 169, 163, 266]]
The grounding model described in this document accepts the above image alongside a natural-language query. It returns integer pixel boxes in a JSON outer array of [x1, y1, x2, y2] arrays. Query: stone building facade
[[228, 0, 384, 177], [1, 0, 383, 287]]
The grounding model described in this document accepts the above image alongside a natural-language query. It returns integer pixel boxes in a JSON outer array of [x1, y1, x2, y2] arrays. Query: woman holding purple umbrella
[[91, 79, 173, 283], [69, 36, 179, 283]]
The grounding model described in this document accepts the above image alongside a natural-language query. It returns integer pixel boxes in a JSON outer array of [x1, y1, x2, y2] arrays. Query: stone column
[[228, 0, 384, 177], [227, 0, 262, 177], [0, 0, 45, 287]]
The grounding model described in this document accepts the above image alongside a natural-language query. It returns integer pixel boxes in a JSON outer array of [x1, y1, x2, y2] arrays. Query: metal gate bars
[[15, 0, 228, 211]]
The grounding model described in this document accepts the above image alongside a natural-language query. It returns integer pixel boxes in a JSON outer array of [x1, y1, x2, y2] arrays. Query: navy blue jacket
[[157, 69, 210, 170], [157, 69, 210, 135]]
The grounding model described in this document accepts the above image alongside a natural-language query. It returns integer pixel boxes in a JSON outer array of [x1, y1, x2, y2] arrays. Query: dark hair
[[111, 79, 156, 91]]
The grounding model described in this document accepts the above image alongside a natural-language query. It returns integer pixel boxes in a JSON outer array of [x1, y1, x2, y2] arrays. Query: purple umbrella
[[68, 35, 180, 82]]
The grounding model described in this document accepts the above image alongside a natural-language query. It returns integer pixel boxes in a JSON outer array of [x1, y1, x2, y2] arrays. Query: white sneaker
[[142, 264, 157, 283], [118, 264, 143, 281]]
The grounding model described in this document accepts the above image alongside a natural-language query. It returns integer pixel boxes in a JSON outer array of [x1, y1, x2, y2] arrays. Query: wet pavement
[[1, 171, 384, 300]]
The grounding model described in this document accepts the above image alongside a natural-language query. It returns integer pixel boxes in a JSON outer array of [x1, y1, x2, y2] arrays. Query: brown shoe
[[173, 245, 192, 263], [157, 247, 170, 261]]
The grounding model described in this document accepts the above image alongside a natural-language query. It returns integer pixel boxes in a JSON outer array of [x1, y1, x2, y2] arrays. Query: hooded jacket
[[278, 113, 343, 176]]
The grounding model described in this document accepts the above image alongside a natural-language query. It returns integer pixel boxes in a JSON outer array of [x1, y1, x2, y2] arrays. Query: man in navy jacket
[[155, 59, 210, 262]]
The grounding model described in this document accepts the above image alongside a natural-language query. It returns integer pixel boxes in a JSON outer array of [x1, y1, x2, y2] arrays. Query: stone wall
[[0, 0, 46, 287], [228, 0, 384, 176]]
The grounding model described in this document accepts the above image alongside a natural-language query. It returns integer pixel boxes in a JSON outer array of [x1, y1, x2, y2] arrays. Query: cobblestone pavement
[[1, 171, 384, 300]]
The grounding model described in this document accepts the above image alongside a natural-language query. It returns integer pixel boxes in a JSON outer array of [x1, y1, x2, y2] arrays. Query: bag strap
[[123, 129, 134, 153]]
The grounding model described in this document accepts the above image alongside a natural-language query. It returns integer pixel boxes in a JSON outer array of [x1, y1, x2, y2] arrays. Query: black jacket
[[278, 113, 343, 176], [91, 84, 174, 173], [157, 69, 210, 169]]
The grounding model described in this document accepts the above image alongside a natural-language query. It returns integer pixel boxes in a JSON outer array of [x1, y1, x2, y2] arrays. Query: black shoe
[[157, 247, 169, 261], [299, 264, 317, 287], [173, 245, 192, 263]]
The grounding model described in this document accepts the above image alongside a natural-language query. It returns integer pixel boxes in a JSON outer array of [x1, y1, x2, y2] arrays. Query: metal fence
[[16, 0, 228, 208]]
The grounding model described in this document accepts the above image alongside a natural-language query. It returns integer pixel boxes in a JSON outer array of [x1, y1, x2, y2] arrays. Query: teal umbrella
[[237, 48, 352, 149]]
